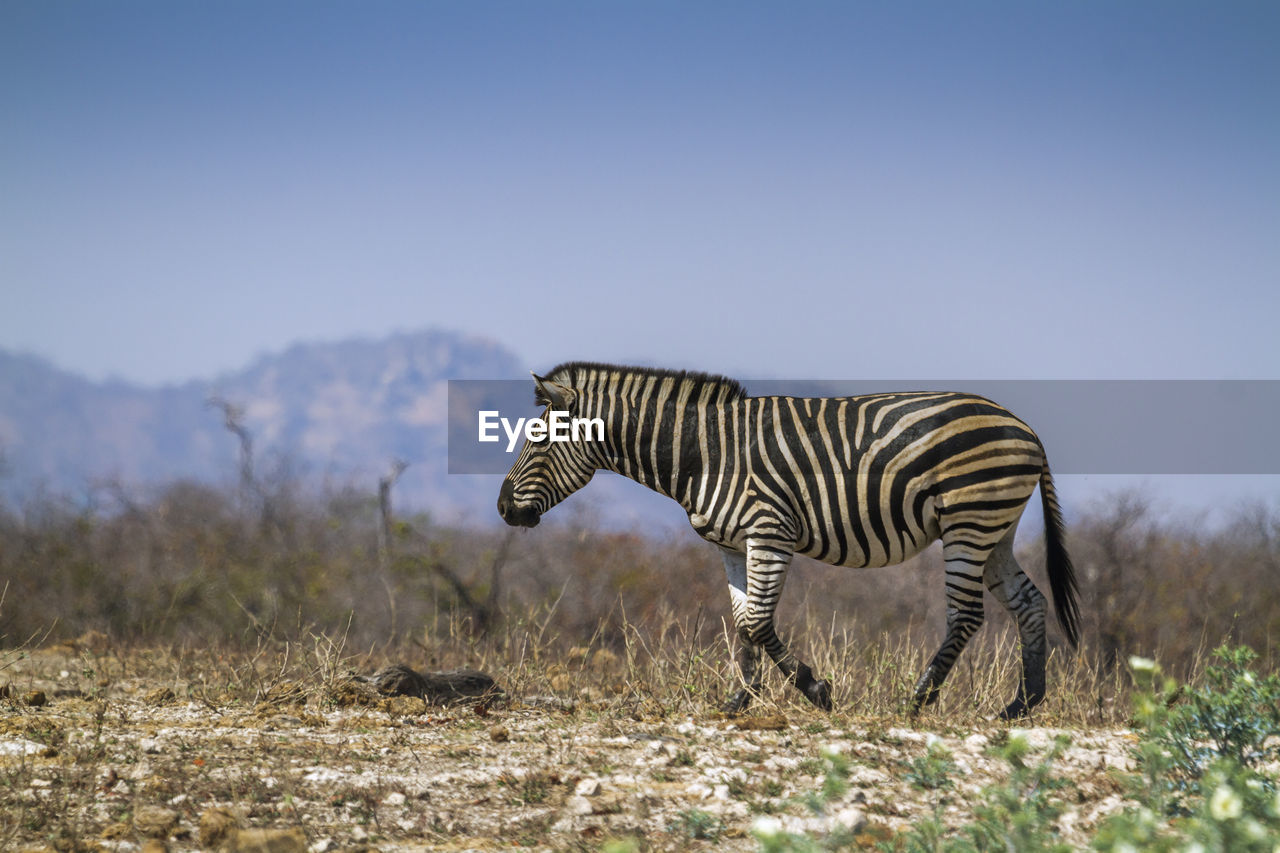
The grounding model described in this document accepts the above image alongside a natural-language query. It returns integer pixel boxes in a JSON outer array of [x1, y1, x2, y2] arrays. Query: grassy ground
[[0, 619, 1145, 853], [3, 485, 1276, 850]]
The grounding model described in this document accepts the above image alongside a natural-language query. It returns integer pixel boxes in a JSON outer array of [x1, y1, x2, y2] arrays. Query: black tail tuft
[[1040, 460, 1080, 648]]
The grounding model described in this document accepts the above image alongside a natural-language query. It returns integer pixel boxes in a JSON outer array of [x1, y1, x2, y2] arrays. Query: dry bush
[[0, 478, 1276, 722], [1065, 490, 1280, 677]]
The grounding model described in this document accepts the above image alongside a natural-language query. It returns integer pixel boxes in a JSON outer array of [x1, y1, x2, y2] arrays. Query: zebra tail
[[1040, 459, 1081, 648]]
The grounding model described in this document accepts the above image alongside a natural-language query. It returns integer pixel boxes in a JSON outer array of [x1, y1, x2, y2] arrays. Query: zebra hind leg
[[982, 531, 1049, 720], [908, 542, 988, 715]]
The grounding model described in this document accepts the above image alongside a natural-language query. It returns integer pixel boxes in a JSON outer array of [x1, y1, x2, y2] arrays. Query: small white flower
[[1243, 818, 1266, 841], [1182, 843, 1205, 853], [751, 816, 784, 838], [1209, 784, 1243, 821], [1112, 842, 1139, 853], [1128, 655, 1158, 673]]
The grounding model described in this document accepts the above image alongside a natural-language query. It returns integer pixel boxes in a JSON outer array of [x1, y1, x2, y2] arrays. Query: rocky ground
[[0, 645, 1140, 852]]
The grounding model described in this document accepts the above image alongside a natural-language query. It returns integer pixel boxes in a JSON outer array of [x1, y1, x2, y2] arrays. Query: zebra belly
[[690, 490, 944, 569], [794, 490, 944, 569], [796, 517, 941, 569]]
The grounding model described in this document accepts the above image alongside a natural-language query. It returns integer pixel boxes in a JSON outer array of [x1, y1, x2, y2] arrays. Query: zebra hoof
[[805, 679, 833, 711], [722, 688, 755, 715], [997, 699, 1032, 720]]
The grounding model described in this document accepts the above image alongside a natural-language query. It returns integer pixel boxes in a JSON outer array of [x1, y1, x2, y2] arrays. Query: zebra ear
[[532, 372, 576, 410]]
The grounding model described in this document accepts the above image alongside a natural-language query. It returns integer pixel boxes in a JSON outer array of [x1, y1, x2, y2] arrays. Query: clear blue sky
[[3, 0, 1278, 386]]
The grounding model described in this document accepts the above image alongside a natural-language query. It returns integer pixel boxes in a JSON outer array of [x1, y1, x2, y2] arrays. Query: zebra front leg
[[721, 548, 763, 712], [731, 541, 832, 711], [724, 638, 763, 714]]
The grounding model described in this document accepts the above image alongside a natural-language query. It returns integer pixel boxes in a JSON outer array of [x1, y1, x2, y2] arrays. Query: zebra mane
[[544, 361, 748, 402]]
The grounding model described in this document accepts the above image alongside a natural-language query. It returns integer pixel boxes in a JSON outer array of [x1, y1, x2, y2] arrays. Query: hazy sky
[[4, 0, 1277, 389]]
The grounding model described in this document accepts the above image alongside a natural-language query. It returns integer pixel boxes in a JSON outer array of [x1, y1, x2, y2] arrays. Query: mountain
[[0, 330, 525, 522]]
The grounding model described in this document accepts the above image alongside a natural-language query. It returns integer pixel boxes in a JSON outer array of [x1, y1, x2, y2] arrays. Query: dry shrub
[[0, 479, 1275, 721]]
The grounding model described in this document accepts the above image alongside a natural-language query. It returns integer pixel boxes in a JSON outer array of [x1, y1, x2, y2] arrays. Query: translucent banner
[[449, 379, 1280, 476]]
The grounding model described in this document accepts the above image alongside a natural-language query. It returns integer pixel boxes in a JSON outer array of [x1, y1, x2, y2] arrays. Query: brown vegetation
[[0, 475, 1277, 850], [2, 477, 1276, 692]]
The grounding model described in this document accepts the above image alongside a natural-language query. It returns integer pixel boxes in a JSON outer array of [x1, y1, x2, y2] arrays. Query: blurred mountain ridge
[[0, 329, 526, 522]]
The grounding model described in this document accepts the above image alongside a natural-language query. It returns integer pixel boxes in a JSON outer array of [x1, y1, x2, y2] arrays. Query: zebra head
[[497, 372, 597, 528]]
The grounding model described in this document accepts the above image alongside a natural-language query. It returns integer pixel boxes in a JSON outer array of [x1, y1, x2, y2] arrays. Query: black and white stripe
[[497, 363, 1079, 718]]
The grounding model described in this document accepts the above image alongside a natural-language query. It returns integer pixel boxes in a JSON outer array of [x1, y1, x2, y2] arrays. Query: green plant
[[1161, 647, 1279, 785], [1092, 647, 1280, 851], [1126, 647, 1280, 812], [886, 734, 1073, 853], [752, 746, 861, 852], [671, 808, 725, 841], [1094, 759, 1280, 852], [961, 734, 1073, 853], [904, 738, 956, 792], [672, 748, 696, 767]]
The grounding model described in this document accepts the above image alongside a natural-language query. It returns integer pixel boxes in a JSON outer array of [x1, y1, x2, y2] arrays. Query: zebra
[[496, 362, 1079, 719]]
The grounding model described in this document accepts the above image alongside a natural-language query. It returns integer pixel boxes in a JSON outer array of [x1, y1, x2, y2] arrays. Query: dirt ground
[[1, 644, 1139, 852]]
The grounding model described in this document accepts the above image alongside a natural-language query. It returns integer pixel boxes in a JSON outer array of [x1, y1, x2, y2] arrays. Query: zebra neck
[[590, 390, 738, 515]]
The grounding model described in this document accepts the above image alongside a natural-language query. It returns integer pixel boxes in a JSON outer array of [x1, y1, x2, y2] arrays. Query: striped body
[[498, 363, 1079, 718]]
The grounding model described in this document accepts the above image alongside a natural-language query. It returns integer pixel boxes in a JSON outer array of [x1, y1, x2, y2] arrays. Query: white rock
[[383, 791, 406, 806], [309, 839, 336, 853], [139, 738, 162, 754], [302, 767, 345, 784], [574, 778, 601, 797], [832, 807, 866, 833], [712, 784, 731, 800], [0, 738, 46, 756], [886, 727, 927, 744], [706, 766, 747, 784], [566, 795, 593, 816], [686, 782, 714, 800]]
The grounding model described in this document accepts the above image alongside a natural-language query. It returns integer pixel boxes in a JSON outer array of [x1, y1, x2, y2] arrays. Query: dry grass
[[0, 481, 1276, 849], [0, 611, 1141, 852]]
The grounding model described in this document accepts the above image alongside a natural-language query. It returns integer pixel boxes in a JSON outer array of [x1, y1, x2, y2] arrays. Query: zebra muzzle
[[497, 481, 541, 528]]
